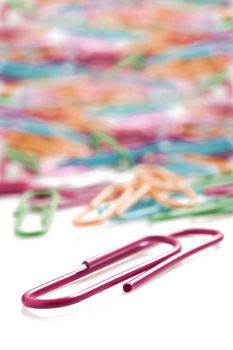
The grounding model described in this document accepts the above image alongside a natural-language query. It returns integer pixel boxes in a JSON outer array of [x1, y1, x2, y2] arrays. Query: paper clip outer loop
[[136, 165, 199, 208], [150, 186, 199, 209], [14, 190, 59, 237], [135, 165, 190, 193], [22, 234, 181, 308], [123, 228, 223, 292], [73, 184, 133, 226]]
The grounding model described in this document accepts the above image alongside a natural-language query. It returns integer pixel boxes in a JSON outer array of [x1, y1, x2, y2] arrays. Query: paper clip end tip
[[123, 283, 133, 293]]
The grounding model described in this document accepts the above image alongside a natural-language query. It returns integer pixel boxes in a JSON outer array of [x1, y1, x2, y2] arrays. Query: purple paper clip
[[22, 228, 223, 309]]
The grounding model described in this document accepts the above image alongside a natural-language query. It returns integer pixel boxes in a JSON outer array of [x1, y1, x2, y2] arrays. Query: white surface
[[1, 174, 233, 350]]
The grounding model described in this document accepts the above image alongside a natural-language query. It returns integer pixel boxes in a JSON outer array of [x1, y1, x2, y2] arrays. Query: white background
[[1, 170, 233, 350]]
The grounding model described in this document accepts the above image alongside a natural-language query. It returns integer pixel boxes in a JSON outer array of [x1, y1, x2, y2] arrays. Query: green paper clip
[[14, 190, 59, 237], [117, 53, 145, 69], [5, 148, 39, 172], [192, 173, 233, 192], [90, 130, 133, 168], [149, 196, 233, 222]]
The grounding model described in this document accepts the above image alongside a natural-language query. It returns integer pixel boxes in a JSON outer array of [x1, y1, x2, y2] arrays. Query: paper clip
[[192, 172, 233, 192], [13, 183, 110, 237], [29, 183, 111, 210], [111, 165, 204, 222], [1, 61, 78, 80], [21, 228, 223, 309], [0, 180, 29, 196], [184, 153, 233, 173], [141, 153, 214, 176], [149, 196, 233, 222], [59, 137, 233, 169], [89, 130, 133, 168], [204, 183, 233, 197], [110, 198, 163, 222], [6, 132, 91, 159], [5, 147, 39, 172], [14, 190, 59, 237], [73, 183, 132, 226], [115, 171, 233, 222], [73, 166, 199, 226], [0, 158, 31, 195], [135, 165, 199, 209]]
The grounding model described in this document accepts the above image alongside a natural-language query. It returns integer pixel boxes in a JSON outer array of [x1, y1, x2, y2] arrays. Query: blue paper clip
[[162, 156, 214, 176], [0, 61, 89, 79], [157, 138, 233, 155], [110, 198, 165, 221], [59, 138, 233, 168], [144, 37, 233, 66], [0, 115, 87, 143]]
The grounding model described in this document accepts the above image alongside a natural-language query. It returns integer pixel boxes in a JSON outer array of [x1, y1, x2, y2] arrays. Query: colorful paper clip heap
[[0, 0, 232, 309]]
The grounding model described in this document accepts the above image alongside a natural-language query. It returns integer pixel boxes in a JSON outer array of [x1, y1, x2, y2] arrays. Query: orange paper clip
[[184, 153, 233, 173], [73, 165, 199, 226]]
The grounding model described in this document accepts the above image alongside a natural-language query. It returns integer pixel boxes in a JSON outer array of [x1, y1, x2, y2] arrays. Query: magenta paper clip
[[0, 158, 31, 195], [204, 183, 233, 197], [29, 182, 110, 209], [22, 228, 223, 309], [0, 181, 29, 195], [57, 183, 110, 209]]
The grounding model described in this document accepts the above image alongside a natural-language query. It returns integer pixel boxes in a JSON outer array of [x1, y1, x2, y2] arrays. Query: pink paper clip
[[58, 183, 111, 208], [204, 183, 233, 197], [29, 182, 111, 209], [0, 158, 31, 195], [0, 181, 29, 195], [22, 228, 223, 309]]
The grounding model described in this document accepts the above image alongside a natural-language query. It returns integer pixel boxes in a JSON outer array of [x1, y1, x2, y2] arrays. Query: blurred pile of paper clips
[[1, 0, 233, 309], [1, 0, 233, 237]]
